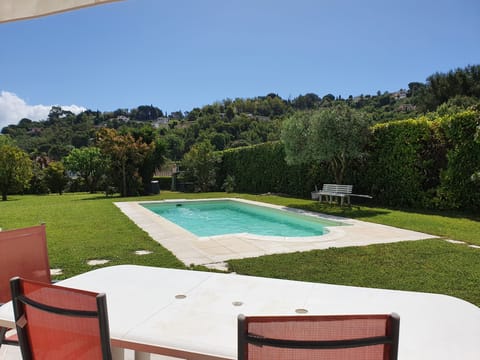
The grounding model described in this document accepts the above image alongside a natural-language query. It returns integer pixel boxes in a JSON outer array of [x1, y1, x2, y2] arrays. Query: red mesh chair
[[238, 313, 400, 360], [10, 277, 112, 360], [0, 224, 51, 348]]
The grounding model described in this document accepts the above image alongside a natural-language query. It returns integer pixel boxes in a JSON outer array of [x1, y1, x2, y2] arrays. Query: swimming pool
[[141, 199, 343, 237]]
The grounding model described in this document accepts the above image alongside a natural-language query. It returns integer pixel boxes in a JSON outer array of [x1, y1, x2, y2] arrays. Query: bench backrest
[[322, 184, 353, 194]]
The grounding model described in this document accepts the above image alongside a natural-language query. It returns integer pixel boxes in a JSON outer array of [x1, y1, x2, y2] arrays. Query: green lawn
[[1, 192, 479, 306]]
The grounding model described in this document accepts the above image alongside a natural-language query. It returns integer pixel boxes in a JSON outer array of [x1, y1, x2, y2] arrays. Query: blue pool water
[[141, 200, 342, 237]]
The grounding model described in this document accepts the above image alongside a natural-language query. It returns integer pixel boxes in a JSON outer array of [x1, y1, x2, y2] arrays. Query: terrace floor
[[115, 199, 437, 270], [0, 345, 177, 359]]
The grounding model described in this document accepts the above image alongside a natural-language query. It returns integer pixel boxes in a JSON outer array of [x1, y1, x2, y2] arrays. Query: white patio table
[[1, 265, 479, 360]]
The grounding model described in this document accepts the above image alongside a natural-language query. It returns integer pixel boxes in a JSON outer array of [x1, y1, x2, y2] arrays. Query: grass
[[0, 193, 186, 278], [293, 202, 480, 246], [229, 240, 480, 306], [1, 192, 479, 306]]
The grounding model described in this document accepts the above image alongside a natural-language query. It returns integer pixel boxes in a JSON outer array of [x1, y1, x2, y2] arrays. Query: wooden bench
[[313, 184, 373, 206]]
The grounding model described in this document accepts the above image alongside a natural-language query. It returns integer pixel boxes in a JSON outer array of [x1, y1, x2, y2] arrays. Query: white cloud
[[0, 91, 86, 130]]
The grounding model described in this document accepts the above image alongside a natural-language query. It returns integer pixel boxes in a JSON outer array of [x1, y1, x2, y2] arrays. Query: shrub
[[437, 110, 480, 210], [366, 118, 444, 207], [219, 142, 331, 197]]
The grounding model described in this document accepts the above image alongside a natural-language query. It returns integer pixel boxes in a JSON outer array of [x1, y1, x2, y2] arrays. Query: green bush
[[437, 110, 480, 210], [219, 142, 332, 197], [153, 176, 172, 191], [216, 110, 480, 210], [222, 175, 236, 193], [364, 110, 480, 209], [220, 142, 285, 194], [366, 118, 445, 207]]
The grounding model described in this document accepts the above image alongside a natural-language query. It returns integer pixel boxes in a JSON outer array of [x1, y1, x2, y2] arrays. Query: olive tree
[[281, 105, 372, 184]]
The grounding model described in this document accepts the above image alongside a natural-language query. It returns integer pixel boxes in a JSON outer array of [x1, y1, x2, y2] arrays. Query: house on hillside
[[391, 89, 407, 100], [152, 117, 169, 128]]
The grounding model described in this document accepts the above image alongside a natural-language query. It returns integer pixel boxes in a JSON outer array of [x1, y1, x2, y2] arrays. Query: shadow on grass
[[1, 197, 22, 202], [377, 205, 480, 222], [287, 202, 391, 219], [76, 194, 123, 201], [78, 193, 168, 201]]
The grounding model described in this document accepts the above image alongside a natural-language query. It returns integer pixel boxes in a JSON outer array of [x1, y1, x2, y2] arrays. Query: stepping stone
[[204, 262, 229, 271], [87, 259, 110, 266], [445, 239, 466, 244], [50, 268, 63, 276], [469, 245, 480, 249], [134, 250, 153, 255]]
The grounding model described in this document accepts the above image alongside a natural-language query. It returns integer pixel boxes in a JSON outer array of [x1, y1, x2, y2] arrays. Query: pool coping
[[139, 198, 348, 242], [115, 198, 437, 270]]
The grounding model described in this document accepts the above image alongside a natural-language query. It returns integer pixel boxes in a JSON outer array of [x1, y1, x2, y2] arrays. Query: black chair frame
[[238, 313, 400, 360], [0, 324, 18, 346]]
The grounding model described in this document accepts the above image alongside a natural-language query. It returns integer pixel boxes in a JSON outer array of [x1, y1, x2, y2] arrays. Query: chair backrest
[[238, 313, 400, 360], [10, 277, 112, 360], [0, 224, 51, 304]]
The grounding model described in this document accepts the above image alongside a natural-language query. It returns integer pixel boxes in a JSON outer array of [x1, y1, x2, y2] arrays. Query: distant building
[[152, 117, 169, 128], [391, 89, 407, 100], [116, 115, 130, 122], [28, 127, 43, 135]]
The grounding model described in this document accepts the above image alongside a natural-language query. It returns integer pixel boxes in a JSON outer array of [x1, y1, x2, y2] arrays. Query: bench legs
[[318, 194, 350, 206]]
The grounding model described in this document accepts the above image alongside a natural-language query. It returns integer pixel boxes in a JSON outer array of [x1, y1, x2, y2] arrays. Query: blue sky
[[1, 0, 479, 128]]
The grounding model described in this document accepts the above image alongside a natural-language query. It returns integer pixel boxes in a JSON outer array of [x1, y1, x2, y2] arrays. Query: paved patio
[[0, 345, 177, 360], [115, 198, 437, 270]]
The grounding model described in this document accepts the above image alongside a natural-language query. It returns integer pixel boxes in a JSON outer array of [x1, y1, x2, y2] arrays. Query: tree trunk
[[2, 191, 7, 201], [331, 158, 343, 185], [331, 155, 347, 184], [121, 160, 127, 197]]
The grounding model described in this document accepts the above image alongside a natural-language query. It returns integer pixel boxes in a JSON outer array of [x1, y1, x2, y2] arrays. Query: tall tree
[[281, 105, 372, 184], [0, 143, 33, 200], [44, 161, 68, 195], [64, 147, 107, 193], [130, 105, 163, 121], [130, 126, 166, 194], [96, 128, 153, 197], [164, 133, 185, 161], [292, 93, 321, 110], [415, 65, 480, 112]]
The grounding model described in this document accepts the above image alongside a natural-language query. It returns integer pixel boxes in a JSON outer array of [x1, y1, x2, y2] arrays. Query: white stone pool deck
[[115, 198, 437, 270]]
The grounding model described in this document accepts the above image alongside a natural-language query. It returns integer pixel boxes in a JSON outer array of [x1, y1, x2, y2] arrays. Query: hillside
[[2, 64, 479, 162]]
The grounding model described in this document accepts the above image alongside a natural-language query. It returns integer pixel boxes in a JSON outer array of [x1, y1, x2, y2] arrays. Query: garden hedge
[[365, 118, 443, 207], [437, 110, 480, 209], [217, 109, 480, 210], [218, 142, 331, 197]]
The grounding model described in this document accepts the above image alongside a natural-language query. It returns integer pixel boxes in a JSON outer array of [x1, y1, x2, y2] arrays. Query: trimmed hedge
[[217, 110, 480, 210], [366, 111, 480, 209], [218, 142, 331, 197], [366, 118, 445, 207], [437, 110, 480, 209]]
